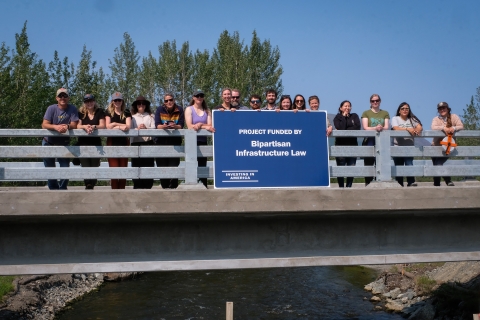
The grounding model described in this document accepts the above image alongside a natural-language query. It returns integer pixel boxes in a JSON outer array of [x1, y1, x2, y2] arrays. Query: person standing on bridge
[[77, 94, 106, 190], [214, 88, 237, 112], [334, 100, 361, 188], [431, 102, 463, 187], [105, 92, 132, 189], [361, 94, 390, 186], [130, 96, 156, 189], [249, 94, 262, 111], [42, 88, 79, 190], [185, 89, 215, 187], [293, 94, 307, 110], [231, 89, 249, 110], [261, 89, 278, 110], [154, 93, 185, 189], [279, 95, 293, 110], [308, 95, 333, 136], [391, 102, 423, 187]]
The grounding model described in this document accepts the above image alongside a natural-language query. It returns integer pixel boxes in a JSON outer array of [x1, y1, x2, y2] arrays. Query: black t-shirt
[[78, 109, 105, 146], [106, 109, 132, 146]]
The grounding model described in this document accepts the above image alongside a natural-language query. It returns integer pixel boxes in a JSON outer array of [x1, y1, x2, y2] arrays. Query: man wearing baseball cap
[[41, 88, 79, 190]]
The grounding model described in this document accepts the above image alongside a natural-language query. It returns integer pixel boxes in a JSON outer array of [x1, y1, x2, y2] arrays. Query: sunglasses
[[295, 100, 304, 103], [137, 101, 147, 106], [232, 96, 240, 99], [84, 99, 95, 103], [250, 100, 261, 104], [194, 94, 205, 98], [400, 107, 410, 111], [164, 99, 174, 103], [113, 99, 123, 102], [371, 99, 380, 103], [58, 94, 69, 98]]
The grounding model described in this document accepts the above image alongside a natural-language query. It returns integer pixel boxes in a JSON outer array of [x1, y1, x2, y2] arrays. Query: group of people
[[41, 88, 463, 190], [333, 94, 463, 188]]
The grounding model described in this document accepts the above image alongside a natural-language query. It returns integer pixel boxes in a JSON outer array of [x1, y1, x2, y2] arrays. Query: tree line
[[0, 22, 283, 146]]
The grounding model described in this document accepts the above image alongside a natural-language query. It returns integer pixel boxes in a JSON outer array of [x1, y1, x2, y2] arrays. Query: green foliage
[[415, 275, 436, 294], [0, 275, 15, 300], [458, 88, 480, 147], [109, 32, 140, 106]]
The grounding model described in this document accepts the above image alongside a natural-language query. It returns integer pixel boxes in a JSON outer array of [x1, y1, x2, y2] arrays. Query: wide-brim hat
[[132, 95, 151, 107]]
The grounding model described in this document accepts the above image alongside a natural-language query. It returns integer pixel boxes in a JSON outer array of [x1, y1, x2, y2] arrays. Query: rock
[[370, 296, 381, 302], [389, 288, 402, 299], [401, 297, 409, 303], [366, 278, 386, 294], [382, 292, 391, 298], [374, 306, 383, 311], [408, 301, 435, 320], [385, 300, 404, 312]]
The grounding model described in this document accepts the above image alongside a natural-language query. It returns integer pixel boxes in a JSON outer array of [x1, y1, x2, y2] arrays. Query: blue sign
[[213, 110, 330, 188]]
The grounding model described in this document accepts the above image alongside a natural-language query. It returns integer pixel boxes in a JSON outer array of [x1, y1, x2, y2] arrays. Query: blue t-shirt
[[43, 104, 79, 145]]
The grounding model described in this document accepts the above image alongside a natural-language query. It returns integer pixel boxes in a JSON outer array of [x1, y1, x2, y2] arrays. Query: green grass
[[415, 275, 437, 294], [0, 276, 15, 300]]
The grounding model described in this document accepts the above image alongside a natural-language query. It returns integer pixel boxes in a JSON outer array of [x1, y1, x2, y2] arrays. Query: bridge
[[1, 129, 479, 275]]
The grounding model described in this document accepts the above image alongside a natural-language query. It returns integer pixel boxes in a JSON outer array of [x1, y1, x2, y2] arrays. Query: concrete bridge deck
[[1, 184, 480, 275]]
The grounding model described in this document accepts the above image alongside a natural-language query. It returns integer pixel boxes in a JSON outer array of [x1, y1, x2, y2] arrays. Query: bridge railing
[[0, 129, 479, 184]]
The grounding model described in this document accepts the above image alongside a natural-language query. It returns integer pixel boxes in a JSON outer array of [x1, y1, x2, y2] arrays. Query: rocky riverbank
[[0, 273, 137, 320], [364, 261, 480, 319]]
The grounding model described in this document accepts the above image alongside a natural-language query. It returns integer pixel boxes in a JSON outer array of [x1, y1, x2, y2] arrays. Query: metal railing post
[[375, 130, 393, 182], [183, 130, 198, 185]]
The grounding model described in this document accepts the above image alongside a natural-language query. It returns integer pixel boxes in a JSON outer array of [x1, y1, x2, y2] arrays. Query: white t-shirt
[[391, 116, 420, 146]]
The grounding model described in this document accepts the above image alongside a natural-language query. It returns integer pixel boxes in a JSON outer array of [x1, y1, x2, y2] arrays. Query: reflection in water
[[58, 267, 403, 319]]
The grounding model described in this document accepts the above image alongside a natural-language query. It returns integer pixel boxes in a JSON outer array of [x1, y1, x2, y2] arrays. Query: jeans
[[364, 157, 375, 186], [393, 157, 415, 186], [42, 139, 70, 190], [197, 140, 208, 187], [431, 157, 451, 186], [335, 157, 356, 188]]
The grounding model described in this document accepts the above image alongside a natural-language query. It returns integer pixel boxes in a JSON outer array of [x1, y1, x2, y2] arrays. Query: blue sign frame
[[213, 110, 330, 188]]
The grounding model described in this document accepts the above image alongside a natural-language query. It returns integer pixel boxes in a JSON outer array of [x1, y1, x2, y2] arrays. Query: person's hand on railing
[[326, 126, 333, 137], [54, 124, 69, 133], [375, 124, 384, 132], [137, 123, 147, 130], [204, 125, 216, 133], [444, 126, 455, 135], [83, 124, 95, 134], [120, 124, 129, 132]]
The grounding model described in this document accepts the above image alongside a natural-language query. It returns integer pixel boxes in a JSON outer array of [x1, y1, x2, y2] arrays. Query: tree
[[109, 32, 140, 106], [138, 51, 159, 108], [191, 49, 214, 107], [245, 30, 283, 104], [211, 31, 248, 105], [459, 87, 480, 146], [48, 50, 74, 91], [177, 42, 193, 107], [157, 40, 179, 97]]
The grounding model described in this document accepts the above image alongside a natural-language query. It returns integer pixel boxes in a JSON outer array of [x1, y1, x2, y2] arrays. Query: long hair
[[107, 99, 127, 120], [131, 103, 152, 115], [396, 102, 422, 126], [293, 94, 306, 110], [189, 98, 208, 111], [78, 101, 100, 119]]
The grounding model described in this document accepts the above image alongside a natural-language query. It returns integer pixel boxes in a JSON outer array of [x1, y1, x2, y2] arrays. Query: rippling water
[[57, 266, 403, 319]]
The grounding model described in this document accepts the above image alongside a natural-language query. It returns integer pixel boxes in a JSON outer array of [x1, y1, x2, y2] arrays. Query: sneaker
[[407, 183, 417, 187], [447, 181, 455, 186]]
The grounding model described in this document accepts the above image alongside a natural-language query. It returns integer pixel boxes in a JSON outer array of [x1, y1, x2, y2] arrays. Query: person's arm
[[184, 107, 196, 130], [105, 116, 118, 129], [173, 108, 185, 129], [351, 114, 361, 130], [451, 114, 464, 132], [431, 117, 444, 130], [333, 115, 342, 130], [148, 115, 156, 129], [42, 119, 68, 133], [204, 109, 215, 132], [122, 117, 131, 132], [362, 118, 376, 130], [97, 118, 106, 129]]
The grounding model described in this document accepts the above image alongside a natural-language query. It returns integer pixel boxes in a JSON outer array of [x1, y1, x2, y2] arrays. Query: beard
[[231, 101, 239, 107]]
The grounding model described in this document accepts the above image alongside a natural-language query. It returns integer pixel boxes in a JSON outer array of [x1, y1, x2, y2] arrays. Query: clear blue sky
[[1, 0, 479, 125]]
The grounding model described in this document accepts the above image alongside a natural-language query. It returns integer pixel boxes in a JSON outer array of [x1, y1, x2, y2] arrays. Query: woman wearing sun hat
[[431, 102, 463, 186]]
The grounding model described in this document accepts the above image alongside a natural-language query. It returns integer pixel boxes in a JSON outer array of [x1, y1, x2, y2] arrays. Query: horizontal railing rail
[[0, 129, 479, 184]]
